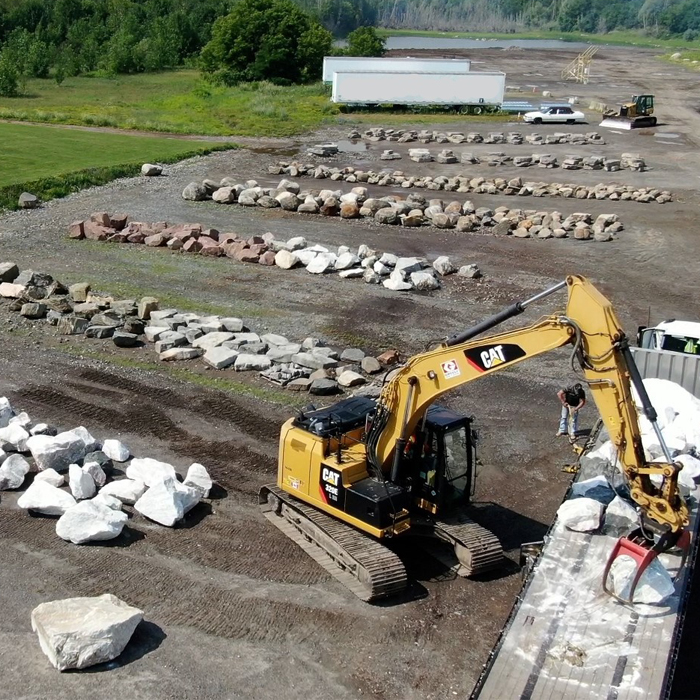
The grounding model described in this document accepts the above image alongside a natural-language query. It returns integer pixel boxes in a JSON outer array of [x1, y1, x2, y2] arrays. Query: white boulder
[[0, 453, 30, 490], [134, 477, 201, 526], [9, 411, 31, 428], [0, 423, 30, 452], [410, 271, 440, 291], [603, 495, 638, 536], [65, 426, 99, 453], [126, 457, 177, 487], [30, 423, 56, 436], [31, 594, 143, 671], [0, 396, 12, 428], [17, 481, 77, 515], [82, 461, 107, 488], [56, 500, 128, 544], [101, 439, 130, 463], [274, 250, 299, 270], [432, 256, 457, 276], [68, 464, 96, 500], [34, 468, 65, 488], [26, 431, 86, 472], [607, 555, 675, 605], [306, 252, 336, 274], [234, 354, 272, 371], [676, 453, 700, 489], [383, 269, 413, 292], [183, 463, 213, 498], [92, 493, 123, 511], [99, 479, 147, 505], [556, 497, 604, 532]]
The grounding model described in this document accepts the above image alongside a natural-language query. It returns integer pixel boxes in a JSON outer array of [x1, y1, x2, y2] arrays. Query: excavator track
[[259, 485, 408, 602], [416, 513, 504, 577]]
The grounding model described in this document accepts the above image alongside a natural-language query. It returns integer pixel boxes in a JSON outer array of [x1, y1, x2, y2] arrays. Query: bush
[[346, 26, 385, 57], [684, 28, 699, 41], [0, 54, 21, 97], [200, 0, 332, 85]]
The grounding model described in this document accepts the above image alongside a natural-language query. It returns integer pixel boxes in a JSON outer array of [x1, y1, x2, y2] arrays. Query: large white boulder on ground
[[26, 431, 87, 472], [556, 497, 604, 532], [0, 453, 30, 490], [65, 426, 99, 453], [34, 468, 65, 488], [183, 463, 212, 498], [56, 500, 128, 544], [134, 476, 201, 526], [99, 479, 146, 505], [92, 493, 123, 511], [0, 423, 30, 452], [607, 554, 675, 605], [31, 594, 143, 671], [68, 464, 96, 500], [17, 481, 77, 515], [101, 439, 130, 462], [126, 457, 177, 487]]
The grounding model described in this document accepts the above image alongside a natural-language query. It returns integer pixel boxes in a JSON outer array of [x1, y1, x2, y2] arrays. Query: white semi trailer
[[331, 70, 505, 111], [322, 56, 471, 83]]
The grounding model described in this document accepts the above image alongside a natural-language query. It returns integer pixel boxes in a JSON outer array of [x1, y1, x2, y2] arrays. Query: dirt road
[[1, 44, 699, 700]]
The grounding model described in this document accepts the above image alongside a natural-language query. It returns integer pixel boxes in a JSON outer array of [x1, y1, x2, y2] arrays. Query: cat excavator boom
[[260, 275, 689, 602]]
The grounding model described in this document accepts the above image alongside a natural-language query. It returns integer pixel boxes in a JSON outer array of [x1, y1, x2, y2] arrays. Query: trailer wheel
[[472, 106, 483, 115]]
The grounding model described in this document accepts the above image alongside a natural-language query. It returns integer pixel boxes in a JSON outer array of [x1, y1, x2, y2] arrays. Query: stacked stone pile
[[0, 261, 443, 395], [65, 213, 485, 283], [270, 163, 666, 201], [0, 396, 214, 541], [176, 180, 626, 237], [348, 128, 605, 146]]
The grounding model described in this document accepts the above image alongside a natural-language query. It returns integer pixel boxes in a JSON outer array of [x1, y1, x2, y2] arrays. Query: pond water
[[335, 37, 598, 51]]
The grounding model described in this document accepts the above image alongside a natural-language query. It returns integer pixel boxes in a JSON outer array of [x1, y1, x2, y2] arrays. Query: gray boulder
[[182, 182, 208, 201], [31, 594, 143, 671]]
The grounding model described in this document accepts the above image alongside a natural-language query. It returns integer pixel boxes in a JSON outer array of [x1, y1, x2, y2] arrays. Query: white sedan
[[523, 106, 586, 125]]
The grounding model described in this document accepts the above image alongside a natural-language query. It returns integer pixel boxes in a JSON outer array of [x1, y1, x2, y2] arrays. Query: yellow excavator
[[600, 94, 656, 129], [260, 276, 689, 603]]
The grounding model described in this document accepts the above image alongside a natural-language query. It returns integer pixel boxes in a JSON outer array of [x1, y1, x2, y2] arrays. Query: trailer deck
[[472, 469, 698, 700]]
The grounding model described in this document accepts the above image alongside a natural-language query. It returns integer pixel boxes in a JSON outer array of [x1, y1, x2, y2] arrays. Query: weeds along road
[[1, 45, 700, 700]]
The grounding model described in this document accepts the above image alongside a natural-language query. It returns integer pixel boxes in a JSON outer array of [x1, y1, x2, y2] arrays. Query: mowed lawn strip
[[0, 122, 225, 188]]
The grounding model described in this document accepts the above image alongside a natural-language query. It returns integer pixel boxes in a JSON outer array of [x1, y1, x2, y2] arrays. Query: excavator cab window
[[410, 405, 474, 514]]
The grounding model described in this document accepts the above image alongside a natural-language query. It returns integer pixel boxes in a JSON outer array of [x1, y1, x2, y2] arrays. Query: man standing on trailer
[[557, 383, 586, 437]]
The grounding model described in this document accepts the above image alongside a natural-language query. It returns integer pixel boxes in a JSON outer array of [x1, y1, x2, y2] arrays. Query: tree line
[[0, 0, 698, 96]]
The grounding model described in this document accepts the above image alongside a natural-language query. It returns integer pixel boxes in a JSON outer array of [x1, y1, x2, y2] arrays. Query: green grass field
[[0, 121, 230, 209], [0, 71, 338, 137], [0, 122, 223, 187]]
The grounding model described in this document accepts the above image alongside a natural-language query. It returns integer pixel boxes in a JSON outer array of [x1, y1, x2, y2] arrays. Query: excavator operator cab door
[[409, 405, 475, 516]]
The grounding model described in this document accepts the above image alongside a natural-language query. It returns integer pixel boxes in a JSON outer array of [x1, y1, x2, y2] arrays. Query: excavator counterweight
[[260, 275, 689, 602]]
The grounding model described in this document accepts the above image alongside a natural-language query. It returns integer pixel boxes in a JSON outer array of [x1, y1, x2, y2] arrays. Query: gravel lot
[[1, 45, 699, 700]]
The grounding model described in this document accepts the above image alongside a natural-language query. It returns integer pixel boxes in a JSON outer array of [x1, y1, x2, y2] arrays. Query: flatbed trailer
[[471, 460, 698, 700]]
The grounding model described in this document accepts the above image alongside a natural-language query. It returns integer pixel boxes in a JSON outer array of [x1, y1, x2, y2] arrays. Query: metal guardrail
[[631, 347, 700, 399]]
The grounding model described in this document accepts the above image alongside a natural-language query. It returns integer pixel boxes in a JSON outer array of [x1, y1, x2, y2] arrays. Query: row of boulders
[[179, 179, 625, 239], [64, 213, 482, 289], [374, 149, 646, 171], [348, 128, 606, 146], [271, 163, 669, 203], [0, 396, 214, 541], [555, 378, 700, 604], [0, 261, 428, 396]]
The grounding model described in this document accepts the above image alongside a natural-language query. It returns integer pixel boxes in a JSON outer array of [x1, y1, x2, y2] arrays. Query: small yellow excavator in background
[[260, 276, 689, 604], [600, 94, 656, 129]]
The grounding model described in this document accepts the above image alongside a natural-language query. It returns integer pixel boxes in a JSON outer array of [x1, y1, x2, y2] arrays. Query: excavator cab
[[405, 405, 476, 515]]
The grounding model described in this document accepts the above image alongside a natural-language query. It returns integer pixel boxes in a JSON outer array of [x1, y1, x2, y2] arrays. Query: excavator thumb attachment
[[602, 529, 691, 605]]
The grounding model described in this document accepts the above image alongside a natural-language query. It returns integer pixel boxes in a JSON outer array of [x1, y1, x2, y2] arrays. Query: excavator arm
[[366, 275, 689, 600]]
